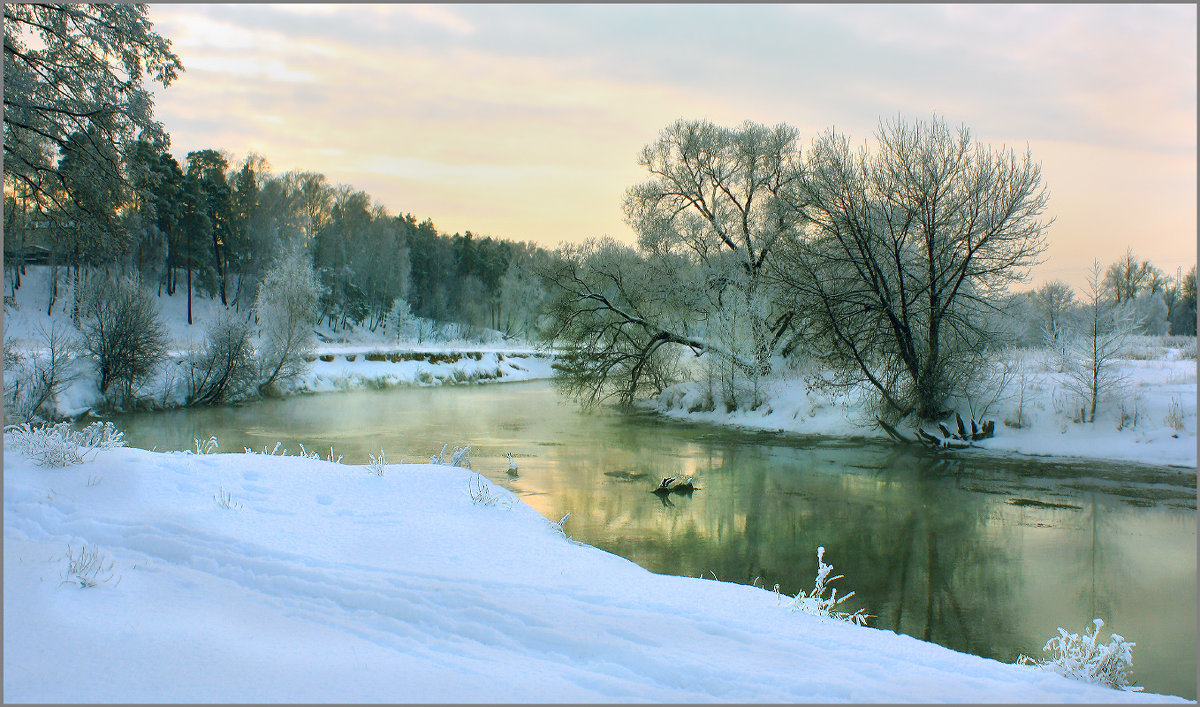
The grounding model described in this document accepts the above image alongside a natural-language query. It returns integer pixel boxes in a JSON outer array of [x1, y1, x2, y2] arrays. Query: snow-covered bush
[[185, 313, 258, 406], [61, 544, 115, 588], [1018, 618, 1141, 692], [4, 421, 125, 467], [81, 275, 168, 406], [188, 435, 219, 455], [781, 546, 870, 626]]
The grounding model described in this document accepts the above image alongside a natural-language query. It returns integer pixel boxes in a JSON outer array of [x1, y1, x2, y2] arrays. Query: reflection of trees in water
[[551, 440, 1026, 662]]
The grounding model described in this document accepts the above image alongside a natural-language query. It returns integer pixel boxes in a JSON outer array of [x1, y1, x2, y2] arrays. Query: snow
[[4, 441, 1188, 702], [649, 345, 1198, 469]]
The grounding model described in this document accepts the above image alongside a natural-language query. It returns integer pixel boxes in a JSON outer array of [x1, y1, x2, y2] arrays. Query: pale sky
[[147, 3, 1197, 291]]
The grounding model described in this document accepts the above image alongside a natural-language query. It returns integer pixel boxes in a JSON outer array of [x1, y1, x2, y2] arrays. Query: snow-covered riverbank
[[3, 266, 554, 417], [3, 437, 1187, 702], [649, 342, 1198, 469]]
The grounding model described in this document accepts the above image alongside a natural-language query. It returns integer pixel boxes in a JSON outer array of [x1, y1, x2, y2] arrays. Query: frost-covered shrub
[[185, 313, 258, 406], [384, 298, 417, 343], [4, 421, 125, 467], [3, 324, 76, 422], [781, 546, 870, 626], [214, 487, 242, 510], [187, 435, 219, 455], [1018, 618, 1141, 692], [82, 275, 168, 405]]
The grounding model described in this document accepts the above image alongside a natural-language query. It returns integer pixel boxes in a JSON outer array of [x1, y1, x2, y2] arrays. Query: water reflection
[[109, 381, 1197, 699]]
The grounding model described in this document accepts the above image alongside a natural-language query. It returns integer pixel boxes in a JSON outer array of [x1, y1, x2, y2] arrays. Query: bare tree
[[1103, 248, 1160, 305], [1066, 260, 1132, 423], [541, 238, 751, 406], [774, 115, 1050, 421], [81, 275, 168, 405], [624, 119, 804, 374]]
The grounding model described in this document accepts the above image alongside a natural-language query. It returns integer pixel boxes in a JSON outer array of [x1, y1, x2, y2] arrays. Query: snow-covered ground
[[4, 437, 1187, 703], [650, 344, 1198, 469], [3, 266, 554, 417]]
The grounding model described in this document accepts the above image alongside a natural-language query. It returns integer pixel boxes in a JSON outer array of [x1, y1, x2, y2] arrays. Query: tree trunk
[[187, 264, 193, 325]]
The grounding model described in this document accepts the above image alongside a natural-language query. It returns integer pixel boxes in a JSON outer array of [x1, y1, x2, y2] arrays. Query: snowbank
[[3, 441, 1187, 702], [650, 344, 1198, 469]]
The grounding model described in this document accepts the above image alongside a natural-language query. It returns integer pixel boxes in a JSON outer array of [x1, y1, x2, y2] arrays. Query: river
[[109, 380, 1198, 699]]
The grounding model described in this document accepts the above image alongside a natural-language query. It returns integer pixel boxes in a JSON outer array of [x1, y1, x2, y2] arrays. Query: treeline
[[4, 142, 554, 341], [1005, 249, 1196, 344]]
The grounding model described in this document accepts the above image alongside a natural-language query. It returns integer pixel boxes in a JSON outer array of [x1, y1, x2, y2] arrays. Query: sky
[[146, 4, 1197, 291]]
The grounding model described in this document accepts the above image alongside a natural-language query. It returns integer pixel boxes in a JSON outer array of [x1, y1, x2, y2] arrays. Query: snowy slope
[[3, 442, 1187, 702]]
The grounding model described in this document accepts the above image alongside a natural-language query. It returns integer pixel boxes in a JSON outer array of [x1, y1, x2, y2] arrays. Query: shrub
[[468, 472, 512, 508], [255, 249, 319, 393], [185, 314, 257, 406], [4, 421, 125, 467], [1018, 618, 1141, 692], [3, 324, 76, 422], [81, 275, 168, 405], [430, 443, 471, 468]]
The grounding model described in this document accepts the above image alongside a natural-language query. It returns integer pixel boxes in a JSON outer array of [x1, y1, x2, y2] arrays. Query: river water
[[109, 380, 1197, 699]]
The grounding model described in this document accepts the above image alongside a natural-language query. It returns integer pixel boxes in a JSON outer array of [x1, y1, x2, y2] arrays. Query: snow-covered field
[[650, 344, 1198, 469], [4, 436, 1187, 703]]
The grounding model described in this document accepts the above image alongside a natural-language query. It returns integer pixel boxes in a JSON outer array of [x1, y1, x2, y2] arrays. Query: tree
[[1066, 260, 1132, 423], [3, 4, 181, 230], [81, 275, 169, 405], [774, 116, 1050, 421], [542, 238, 748, 406], [1167, 265, 1196, 336], [624, 119, 804, 374], [1102, 248, 1159, 305], [1032, 280, 1077, 346], [254, 249, 319, 393]]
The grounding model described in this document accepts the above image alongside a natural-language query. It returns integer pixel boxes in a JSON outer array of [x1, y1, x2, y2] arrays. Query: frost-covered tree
[[1127, 289, 1168, 336], [384, 297, 416, 344], [254, 249, 319, 393], [3, 4, 181, 232], [775, 116, 1049, 421], [1032, 280, 1076, 345]]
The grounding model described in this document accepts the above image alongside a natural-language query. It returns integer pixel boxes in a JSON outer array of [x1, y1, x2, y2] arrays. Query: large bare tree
[[774, 116, 1050, 421]]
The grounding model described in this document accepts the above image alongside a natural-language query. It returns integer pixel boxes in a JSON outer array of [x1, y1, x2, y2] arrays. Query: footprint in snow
[[316, 495, 333, 506]]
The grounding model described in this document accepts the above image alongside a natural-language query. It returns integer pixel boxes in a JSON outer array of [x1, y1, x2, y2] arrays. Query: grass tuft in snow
[[4, 421, 125, 467], [468, 472, 512, 508], [214, 487, 243, 510], [61, 544, 116, 588], [188, 435, 219, 455], [780, 546, 871, 626], [1018, 618, 1141, 692], [366, 450, 387, 476], [1164, 396, 1185, 430]]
